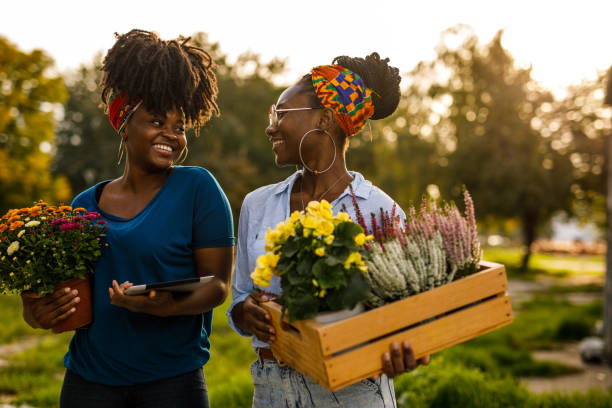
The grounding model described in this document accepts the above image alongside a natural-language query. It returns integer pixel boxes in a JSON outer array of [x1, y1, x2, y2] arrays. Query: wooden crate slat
[[261, 261, 513, 391], [324, 294, 513, 390], [316, 262, 507, 356]]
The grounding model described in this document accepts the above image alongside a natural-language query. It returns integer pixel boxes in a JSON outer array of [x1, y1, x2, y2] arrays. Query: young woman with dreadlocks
[[228, 53, 429, 407], [19, 30, 234, 407]]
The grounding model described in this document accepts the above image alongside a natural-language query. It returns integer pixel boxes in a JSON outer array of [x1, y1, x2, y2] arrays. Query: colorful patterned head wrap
[[106, 90, 142, 135], [310, 65, 374, 137]]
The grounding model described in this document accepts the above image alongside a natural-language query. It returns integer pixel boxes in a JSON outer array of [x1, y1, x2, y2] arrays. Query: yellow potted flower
[[252, 200, 373, 322]]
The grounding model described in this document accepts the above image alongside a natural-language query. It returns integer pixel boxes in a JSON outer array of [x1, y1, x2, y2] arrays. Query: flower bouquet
[[0, 201, 108, 332], [251, 200, 373, 322]]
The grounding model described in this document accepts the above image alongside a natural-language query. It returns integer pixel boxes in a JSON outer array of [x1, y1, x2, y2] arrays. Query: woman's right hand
[[233, 292, 276, 343], [20, 287, 80, 330]]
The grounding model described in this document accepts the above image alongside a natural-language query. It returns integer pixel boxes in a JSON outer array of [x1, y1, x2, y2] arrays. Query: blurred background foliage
[[0, 26, 609, 272]]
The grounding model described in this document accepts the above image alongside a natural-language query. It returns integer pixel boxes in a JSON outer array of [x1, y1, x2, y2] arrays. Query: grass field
[[0, 248, 609, 407]]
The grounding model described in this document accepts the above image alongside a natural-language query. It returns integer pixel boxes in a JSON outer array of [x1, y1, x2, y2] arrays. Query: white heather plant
[[349, 187, 482, 308]]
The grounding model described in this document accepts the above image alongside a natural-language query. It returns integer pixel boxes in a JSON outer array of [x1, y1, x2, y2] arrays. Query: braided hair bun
[[332, 53, 401, 120]]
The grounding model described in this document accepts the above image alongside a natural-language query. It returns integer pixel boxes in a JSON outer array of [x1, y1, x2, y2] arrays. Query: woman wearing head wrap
[[228, 53, 429, 407], [20, 30, 234, 407]]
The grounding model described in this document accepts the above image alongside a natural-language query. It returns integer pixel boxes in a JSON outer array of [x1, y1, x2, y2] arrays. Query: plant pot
[[314, 303, 364, 325], [51, 275, 93, 333]]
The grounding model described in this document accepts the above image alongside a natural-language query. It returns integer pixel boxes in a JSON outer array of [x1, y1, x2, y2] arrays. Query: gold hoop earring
[[298, 129, 336, 175], [117, 138, 126, 166], [176, 146, 189, 165]]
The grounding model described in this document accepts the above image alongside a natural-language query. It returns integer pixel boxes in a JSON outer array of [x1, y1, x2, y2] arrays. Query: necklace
[[300, 172, 350, 211]]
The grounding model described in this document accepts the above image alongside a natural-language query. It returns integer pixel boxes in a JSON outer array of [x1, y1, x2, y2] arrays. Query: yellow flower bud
[[315, 247, 325, 257], [354, 233, 366, 246]]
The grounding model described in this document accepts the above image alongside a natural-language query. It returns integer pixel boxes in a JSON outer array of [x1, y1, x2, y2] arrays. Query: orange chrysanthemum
[[0, 224, 7, 233], [7, 215, 21, 224], [9, 221, 24, 230], [73, 207, 87, 213]]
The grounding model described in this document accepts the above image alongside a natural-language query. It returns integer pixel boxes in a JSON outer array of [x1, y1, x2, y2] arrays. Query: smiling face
[[123, 107, 186, 172], [265, 85, 322, 167]]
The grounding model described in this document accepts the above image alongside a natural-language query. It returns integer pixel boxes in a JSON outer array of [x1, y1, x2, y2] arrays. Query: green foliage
[[0, 36, 71, 211], [0, 204, 107, 295]]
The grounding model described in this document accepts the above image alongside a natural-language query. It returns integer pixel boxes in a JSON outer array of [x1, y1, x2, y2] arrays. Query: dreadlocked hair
[[296, 52, 401, 121], [100, 29, 219, 136]]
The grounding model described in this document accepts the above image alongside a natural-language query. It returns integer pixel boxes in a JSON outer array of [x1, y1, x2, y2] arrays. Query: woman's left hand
[[381, 341, 430, 378], [108, 280, 176, 317]]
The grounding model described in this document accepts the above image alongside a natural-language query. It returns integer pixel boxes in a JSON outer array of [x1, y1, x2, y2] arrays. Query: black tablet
[[124, 276, 214, 296]]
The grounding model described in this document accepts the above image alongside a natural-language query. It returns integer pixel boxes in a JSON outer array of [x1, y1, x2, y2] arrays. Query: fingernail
[[74, 297, 80, 304], [72, 289, 78, 296], [70, 308, 76, 313], [64, 288, 71, 293]]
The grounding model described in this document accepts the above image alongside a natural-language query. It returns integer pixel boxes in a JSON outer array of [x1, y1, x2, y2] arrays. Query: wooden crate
[[261, 261, 513, 391]]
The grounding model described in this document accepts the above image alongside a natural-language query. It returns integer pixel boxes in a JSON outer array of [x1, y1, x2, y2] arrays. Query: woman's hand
[[21, 287, 80, 329], [381, 341, 430, 378], [233, 292, 276, 343], [108, 280, 176, 317]]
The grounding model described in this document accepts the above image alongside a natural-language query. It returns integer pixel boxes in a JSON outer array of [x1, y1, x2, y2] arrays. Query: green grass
[[0, 248, 609, 407], [483, 246, 605, 279]]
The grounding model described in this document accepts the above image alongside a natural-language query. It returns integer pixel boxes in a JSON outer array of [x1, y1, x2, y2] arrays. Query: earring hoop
[[298, 129, 336, 175], [117, 138, 126, 166], [175, 146, 189, 165]]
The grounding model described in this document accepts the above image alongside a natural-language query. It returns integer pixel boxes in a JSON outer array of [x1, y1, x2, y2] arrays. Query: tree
[[404, 25, 575, 270], [53, 54, 120, 196], [604, 66, 612, 361], [0, 36, 71, 211]]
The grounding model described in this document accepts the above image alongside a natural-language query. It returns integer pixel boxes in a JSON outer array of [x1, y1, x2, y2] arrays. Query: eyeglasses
[[269, 104, 322, 127]]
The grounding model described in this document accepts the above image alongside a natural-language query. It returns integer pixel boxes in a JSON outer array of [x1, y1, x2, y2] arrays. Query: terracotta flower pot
[[51, 275, 93, 333]]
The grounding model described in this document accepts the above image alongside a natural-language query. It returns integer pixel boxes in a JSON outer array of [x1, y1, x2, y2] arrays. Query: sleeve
[[192, 170, 235, 249], [226, 196, 254, 337]]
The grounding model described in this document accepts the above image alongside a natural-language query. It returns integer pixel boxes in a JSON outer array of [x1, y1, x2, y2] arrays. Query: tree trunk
[[604, 67, 612, 362], [521, 211, 538, 272]]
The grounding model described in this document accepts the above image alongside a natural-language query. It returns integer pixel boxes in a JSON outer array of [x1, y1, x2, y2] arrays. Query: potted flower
[[251, 200, 373, 322], [0, 201, 108, 332]]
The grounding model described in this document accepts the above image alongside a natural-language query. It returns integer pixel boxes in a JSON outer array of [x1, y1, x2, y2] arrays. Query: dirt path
[[508, 276, 611, 394], [522, 343, 612, 393]]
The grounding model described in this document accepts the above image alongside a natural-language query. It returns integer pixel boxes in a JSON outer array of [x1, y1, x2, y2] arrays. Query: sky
[[2, 0, 611, 97]]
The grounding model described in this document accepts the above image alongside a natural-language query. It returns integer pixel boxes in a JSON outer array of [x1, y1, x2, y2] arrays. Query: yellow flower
[[302, 214, 319, 230], [318, 288, 327, 298], [40, 216, 47, 221], [25, 220, 40, 227], [343, 251, 364, 269], [336, 211, 351, 222], [315, 220, 334, 236], [354, 233, 366, 246], [315, 247, 325, 257], [9, 272, 14, 277], [312, 279, 319, 287], [17, 230, 25, 238], [366, 234, 374, 241], [7, 241, 20, 256], [26, 260, 30, 264], [1, 256, 5, 261], [324, 235, 334, 245]]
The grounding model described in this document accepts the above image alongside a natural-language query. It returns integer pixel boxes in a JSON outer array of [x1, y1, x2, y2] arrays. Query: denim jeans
[[251, 358, 397, 408], [59, 369, 209, 408]]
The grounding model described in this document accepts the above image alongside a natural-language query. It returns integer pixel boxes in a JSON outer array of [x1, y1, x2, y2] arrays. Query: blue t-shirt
[[64, 166, 234, 386]]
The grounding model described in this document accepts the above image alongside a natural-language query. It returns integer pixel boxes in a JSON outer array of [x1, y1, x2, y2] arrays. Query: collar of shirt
[[270, 170, 372, 202]]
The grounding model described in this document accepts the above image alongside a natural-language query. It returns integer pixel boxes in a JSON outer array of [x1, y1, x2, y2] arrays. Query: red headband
[[107, 91, 142, 134]]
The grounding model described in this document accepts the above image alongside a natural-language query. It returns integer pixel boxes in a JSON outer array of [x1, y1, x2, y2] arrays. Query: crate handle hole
[[281, 321, 302, 339]]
